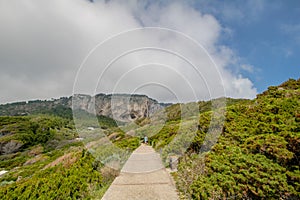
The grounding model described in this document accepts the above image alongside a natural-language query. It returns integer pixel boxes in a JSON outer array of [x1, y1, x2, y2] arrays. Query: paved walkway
[[101, 144, 179, 200]]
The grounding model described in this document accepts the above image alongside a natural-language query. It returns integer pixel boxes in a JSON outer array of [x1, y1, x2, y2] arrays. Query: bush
[[0, 150, 105, 200]]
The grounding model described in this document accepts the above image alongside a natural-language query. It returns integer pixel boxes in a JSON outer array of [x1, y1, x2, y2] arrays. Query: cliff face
[[0, 94, 167, 122], [72, 94, 164, 122]]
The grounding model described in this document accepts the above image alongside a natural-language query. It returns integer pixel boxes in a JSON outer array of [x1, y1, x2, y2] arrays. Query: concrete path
[[101, 144, 179, 200]]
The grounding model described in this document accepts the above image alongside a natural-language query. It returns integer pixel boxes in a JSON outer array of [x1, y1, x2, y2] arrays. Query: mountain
[[0, 78, 299, 199], [0, 93, 169, 122], [72, 93, 168, 122]]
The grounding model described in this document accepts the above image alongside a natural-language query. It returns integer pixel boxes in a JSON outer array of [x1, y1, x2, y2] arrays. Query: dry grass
[[43, 151, 79, 169]]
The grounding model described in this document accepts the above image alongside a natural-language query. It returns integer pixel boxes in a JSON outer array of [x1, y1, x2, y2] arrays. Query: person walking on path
[[144, 136, 148, 144]]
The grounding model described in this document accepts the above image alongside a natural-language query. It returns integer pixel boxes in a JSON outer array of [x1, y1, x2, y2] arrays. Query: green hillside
[[127, 78, 299, 199], [0, 78, 299, 199], [0, 114, 138, 199], [168, 78, 299, 199]]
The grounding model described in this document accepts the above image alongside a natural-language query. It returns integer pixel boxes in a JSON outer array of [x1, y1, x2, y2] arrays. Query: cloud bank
[[0, 0, 257, 103]]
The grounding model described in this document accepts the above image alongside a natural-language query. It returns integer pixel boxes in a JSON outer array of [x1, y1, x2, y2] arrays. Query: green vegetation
[[0, 150, 107, 200], [0, 114, 132, 199], [173, 78, 300, 199], [132, 78, 299, 199], [114, 136, 140, 150], [150, 121, 180, 149], [1, 78, 299, 199], [0, 97, 72, 118], [0, 115, 74, 154]]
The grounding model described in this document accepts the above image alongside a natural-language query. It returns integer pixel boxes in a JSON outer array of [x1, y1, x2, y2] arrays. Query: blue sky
[[192, 0, 300, 93]]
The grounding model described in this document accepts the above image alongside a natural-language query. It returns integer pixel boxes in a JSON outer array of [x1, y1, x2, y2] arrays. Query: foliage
[[97, 115, 121, 129], [174, 78, 300, 199], [0, 98, 71, 118], [0, 115, 72, 152], [114, 136, 140, 150], [1, 78, 299, 199], [35, 105, 73, 119], [0, 150, 107, 200], [188, 146, 296, 199], [0, 110, 136, 198], [150, 121, 180, 149]]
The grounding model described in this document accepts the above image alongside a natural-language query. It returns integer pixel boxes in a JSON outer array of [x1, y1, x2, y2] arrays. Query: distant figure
[[144, 136, 148, 144]]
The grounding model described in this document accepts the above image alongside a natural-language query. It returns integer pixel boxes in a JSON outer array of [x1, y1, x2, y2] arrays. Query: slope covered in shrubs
[[0, 78, 299, 199], [174, 78, 300, 199], [0, 150, 105, 199], [0, 114, 132, 199]]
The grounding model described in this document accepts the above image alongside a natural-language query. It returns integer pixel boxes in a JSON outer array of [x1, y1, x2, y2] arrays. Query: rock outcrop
[[0, 94, 168, 122], [72, 94, 165, 122]]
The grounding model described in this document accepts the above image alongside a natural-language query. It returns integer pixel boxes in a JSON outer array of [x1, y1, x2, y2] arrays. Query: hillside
[[0, 78, 299, 199], [149, 78, 299, 199], [0, 113, 141, 199], [0, 94, 167, 122]]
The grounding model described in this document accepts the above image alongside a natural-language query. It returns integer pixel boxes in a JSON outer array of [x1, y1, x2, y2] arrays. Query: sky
[[0, 0, 299, 103]]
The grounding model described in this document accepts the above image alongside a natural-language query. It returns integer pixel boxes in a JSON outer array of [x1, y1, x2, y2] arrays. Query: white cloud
[[0, 0, 257, 104], [230, 75, 257, 98], [240, 64, 254, 73]]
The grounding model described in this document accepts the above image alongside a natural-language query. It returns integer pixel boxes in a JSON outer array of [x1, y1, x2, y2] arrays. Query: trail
[[101, 144, 179, 200]]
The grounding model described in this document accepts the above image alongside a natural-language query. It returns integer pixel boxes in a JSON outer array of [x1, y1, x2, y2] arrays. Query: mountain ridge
[[0, 93, 170, 122], [0, 78, 299, 199]]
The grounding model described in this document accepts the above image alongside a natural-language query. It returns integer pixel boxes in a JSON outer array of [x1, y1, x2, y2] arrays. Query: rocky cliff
[[0, 94, 168, 122]]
